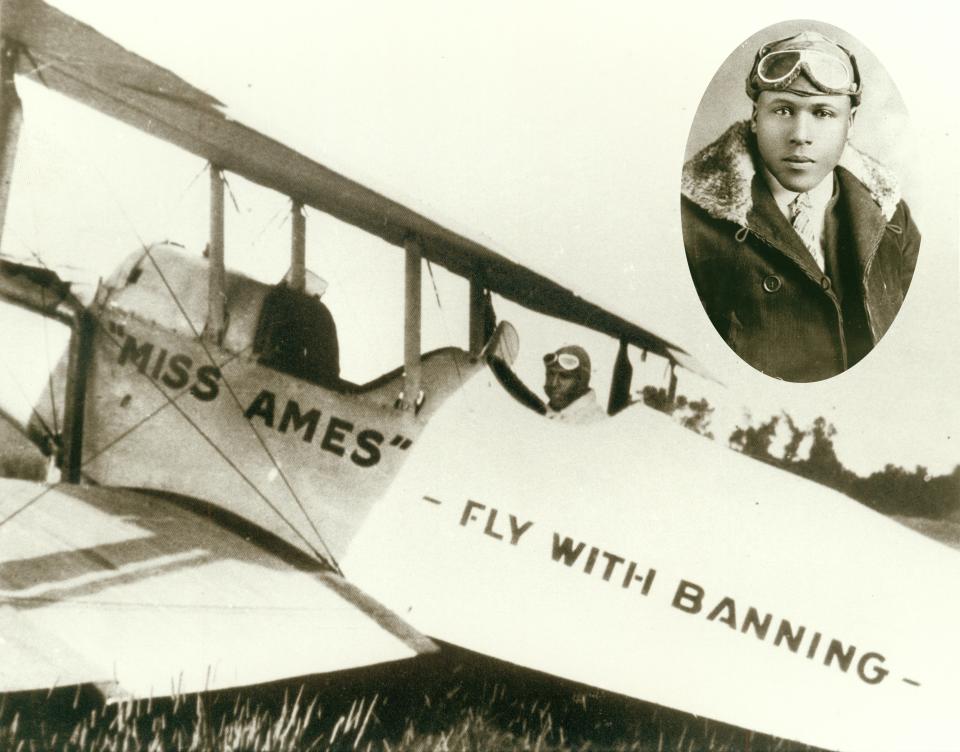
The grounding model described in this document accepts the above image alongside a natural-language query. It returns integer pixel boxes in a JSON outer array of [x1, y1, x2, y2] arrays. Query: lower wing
[[0, 478, 434, 699]]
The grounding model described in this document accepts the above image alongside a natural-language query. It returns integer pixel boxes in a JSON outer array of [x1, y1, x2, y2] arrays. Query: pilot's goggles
[[756, 49, 857, 95], [543, 352, 581, 371]]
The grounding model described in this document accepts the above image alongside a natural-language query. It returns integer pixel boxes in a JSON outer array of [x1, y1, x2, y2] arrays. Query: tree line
[[641, 386, 960, 520]]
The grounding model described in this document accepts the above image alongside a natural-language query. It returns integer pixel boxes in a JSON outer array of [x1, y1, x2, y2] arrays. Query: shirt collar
[[762, 166, 836, 220]]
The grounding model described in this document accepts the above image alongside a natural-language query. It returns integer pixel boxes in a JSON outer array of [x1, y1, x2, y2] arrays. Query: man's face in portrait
[[752, 90, 855, 193]]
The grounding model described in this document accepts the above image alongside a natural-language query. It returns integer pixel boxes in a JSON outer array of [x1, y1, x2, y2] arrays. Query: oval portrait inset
[[680, 21, 918, 382]]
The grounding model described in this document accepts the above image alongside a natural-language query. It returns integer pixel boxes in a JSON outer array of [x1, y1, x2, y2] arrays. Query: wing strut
[[401, 237, 422, 411], [0, 32, 21, 249], [204, 166, 227, 343], [289, 201, 306, 291], [61, 309, 94, 482], [607, 338, 634, 416], [468, 280, 487, 355]]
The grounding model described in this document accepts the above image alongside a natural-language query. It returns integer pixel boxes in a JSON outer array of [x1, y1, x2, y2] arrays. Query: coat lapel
[[746, 173, 828, 279], [836, 166, 889, 280]]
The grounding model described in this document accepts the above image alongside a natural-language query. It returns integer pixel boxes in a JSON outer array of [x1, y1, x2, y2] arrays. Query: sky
[[0, 0, 957, 477]]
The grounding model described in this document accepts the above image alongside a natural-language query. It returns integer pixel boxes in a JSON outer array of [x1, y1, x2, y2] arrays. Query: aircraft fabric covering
[[0, 479, 434, 698], [342, 371, 960, 752]]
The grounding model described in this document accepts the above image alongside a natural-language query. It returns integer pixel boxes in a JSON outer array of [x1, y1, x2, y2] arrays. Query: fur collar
[[681, 121, 901, 225]]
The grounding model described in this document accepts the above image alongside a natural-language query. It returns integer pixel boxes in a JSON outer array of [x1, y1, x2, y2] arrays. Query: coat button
[[762, 275, 782, 293], [821, 276, 832, 290]]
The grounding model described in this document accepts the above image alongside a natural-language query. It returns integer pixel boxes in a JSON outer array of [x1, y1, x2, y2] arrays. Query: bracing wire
[[176, 162, 210, 207], [0, 483, 55, 530], [139, 238, 342, 574], [424, 260, 444, 311], [249, 201, 289, 250], [51, 127, 342, 571], [72, 348, 244, 471], [81, 310, 330, 565], [6, 93, 63, 444], [4, 100, 341, 571], [425, 259, 467, 392], [0, 352, 56, 451], [8, 596, 340, 613], [221, 173, 242, 215], [0, 246, 68, 453], [38, 284, 60, 438]]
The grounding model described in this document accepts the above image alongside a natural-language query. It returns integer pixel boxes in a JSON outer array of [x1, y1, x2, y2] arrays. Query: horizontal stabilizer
[[0, 478, 434, 698]]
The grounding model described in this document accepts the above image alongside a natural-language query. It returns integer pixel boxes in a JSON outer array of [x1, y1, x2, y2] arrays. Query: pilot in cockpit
[[542, 345, 606, 425]]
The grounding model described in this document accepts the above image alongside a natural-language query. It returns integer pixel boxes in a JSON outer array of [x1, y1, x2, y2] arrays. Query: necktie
[[789, 192, 824, 271]]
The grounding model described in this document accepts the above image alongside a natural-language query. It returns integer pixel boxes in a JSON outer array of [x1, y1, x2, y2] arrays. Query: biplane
[[0, 2, 958, 750]]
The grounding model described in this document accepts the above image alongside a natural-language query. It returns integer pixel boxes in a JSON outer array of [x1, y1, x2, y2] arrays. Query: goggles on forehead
[[543, 352, 581, 371], [756, 48, 857, 95]]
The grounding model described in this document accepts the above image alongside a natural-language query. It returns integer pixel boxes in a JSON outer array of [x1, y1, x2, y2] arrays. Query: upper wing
[[0, 477, 434, 699], [0, 0, 695, 366], [341, 373, 960, 752]]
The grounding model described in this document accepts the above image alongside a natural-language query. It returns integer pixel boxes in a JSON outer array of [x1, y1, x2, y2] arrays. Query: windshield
[[482, 321, 546, 415]]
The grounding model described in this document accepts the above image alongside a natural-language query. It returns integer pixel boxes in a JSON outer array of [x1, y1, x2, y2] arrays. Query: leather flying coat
[[681, 121, 920, 382]]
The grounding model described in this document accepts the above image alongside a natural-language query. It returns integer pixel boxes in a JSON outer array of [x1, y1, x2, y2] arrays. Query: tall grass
[[0, 648, 822, 752]]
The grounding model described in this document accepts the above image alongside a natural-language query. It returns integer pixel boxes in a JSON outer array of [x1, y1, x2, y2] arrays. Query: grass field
[[0, 646, 823, 752]]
